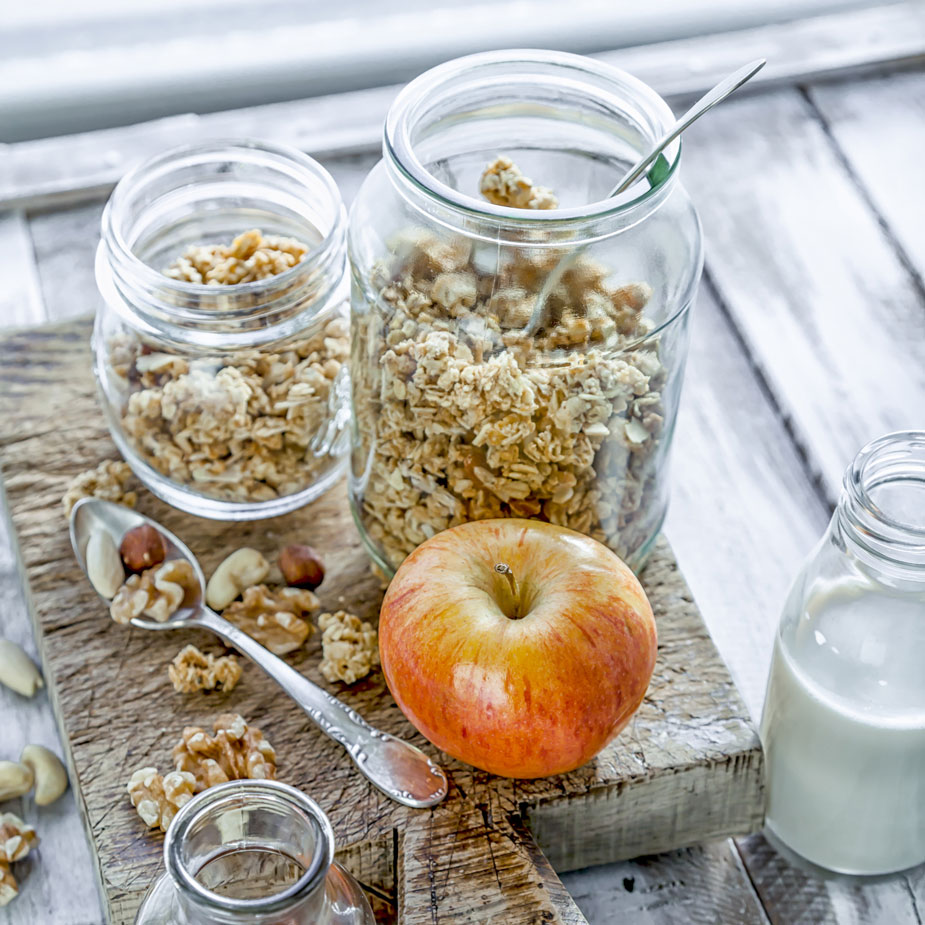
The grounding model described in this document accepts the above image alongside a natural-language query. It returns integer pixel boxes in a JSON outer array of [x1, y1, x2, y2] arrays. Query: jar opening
[[841, 431, 925, 568], [384, 49, 680, 227], [98, 140, 347, 342], [165, 780, 333, 918]]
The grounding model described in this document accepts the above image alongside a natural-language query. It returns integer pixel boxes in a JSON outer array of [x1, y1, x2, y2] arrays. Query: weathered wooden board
[[0, 318, 763, 924]]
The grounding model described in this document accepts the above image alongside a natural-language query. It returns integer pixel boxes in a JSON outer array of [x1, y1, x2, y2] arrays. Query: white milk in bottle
[[761, 580, 925, 874]]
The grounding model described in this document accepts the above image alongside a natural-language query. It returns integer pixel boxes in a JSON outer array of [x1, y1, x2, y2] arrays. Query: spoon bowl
[[69, 498, 449, 809], [70, 498, 204, 629]]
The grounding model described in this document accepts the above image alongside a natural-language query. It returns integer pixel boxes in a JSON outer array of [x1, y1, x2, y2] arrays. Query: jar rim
[[384, 48, 681, 226], [165, 779, 334, 916], [98, 138, 347, 339]]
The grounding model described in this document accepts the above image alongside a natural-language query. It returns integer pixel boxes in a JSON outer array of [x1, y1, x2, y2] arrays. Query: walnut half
[[318, 610, 379, 685], [168, 645, 242, 694], [126, 767, 196, 832], [223, 585, 318, 655], [0, 812, 39, 907], [110, 559, 198, 624], [173, 713, 276, 793]]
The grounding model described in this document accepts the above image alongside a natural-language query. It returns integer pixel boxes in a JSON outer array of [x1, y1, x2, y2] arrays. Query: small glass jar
[[134, 779, 375, 924], [348, 50, 702, 574], [95, 140, 350, 520], [760, 432, 925, 876]]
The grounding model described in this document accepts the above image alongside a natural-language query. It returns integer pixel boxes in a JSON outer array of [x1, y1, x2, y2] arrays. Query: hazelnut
[[279, 545, 325, 590], [120, 524, 168, 572]]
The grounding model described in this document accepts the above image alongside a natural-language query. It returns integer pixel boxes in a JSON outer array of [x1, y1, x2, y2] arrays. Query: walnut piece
[[169, 645, 242, 694], [173, 713, 276, 793], [126, 767, 196, 831], [62, 460, 137, 515], [479, 156, 558, 210], [109, 559, 198, 624], [163, 229, 307, 285], [223, 584, 318, 655], [0, 812, 39, 907], [318, 611, 379, 685]]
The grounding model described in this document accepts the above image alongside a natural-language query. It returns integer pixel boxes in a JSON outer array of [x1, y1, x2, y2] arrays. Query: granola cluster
[[0, 813, 38, 907], [109, 313, 349, 503], [352, 228, 665, 567], [479, 156, 558, 210], [318, 610, 378, 685], [163, 229, 308, 285], [62, 460, 137, 515], [168, 645, 242, 694]]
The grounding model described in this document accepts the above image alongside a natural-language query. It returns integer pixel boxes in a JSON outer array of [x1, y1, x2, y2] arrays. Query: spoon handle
[[195, 607, 448, 809]]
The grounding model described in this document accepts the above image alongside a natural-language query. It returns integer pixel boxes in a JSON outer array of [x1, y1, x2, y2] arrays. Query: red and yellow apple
[[379, 518, 657, 778]]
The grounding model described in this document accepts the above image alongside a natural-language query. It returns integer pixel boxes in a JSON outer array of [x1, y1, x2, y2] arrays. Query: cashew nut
[[0, 639, 44, 698], [20, 746, 68, 806], [86, 529, 125, 599], [205, 548, 270, 610], [0, 761, 33, 801]]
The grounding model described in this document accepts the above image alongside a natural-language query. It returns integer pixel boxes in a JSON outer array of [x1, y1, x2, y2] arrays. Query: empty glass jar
[[134, 780, 375, 924], [95, 140, 350, 520], [761, 432, 925, 875], [348, 50, 702, 574]]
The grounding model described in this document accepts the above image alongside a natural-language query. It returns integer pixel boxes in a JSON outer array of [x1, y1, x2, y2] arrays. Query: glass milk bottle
[[135, 780, 375, 924], [760, 431, 925, 875]]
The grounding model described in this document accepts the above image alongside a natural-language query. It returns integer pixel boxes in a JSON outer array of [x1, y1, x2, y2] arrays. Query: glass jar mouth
[[165, 779, 334, 916], [384, 48, 680, 227], [99, 139, 347, 332], [842, 431, 925, 566]]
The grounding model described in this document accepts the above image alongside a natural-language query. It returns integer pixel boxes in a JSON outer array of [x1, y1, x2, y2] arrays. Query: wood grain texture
[[0, 210, 45, 328], [0, 319, 763, 924], [682, 85, 925, 501]]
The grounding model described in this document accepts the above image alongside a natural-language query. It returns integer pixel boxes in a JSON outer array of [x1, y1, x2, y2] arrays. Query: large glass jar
[[135, 780, 375, 924], [760, 432, 925, 876], [348, 50, 702, 574], [95, 140, 350, 520]]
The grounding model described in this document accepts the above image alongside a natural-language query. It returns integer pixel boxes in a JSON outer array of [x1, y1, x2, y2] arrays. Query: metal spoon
[[526, 58, 766, 334], [69, 498, 448, 809]]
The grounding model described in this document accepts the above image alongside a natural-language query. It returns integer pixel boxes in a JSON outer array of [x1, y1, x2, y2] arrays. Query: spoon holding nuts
[[69, 498, 448, 809]]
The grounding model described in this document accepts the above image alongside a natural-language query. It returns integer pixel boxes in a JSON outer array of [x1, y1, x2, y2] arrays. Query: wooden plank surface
[[0, 319, 763, 924]]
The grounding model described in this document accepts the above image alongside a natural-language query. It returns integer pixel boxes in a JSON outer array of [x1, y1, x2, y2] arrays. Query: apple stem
[[494, 563, 521, 619]]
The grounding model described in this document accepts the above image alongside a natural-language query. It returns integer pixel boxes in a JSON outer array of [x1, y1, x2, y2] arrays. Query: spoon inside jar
[[525, 58, 766, 335], [69, 498, 448, 810]]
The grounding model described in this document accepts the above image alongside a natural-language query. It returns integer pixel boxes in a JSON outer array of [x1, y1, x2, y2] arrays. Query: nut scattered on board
[[126, 767, 196, 832], [223, 585, 318, 655], [173, 713, 277, 793], [168, 645, 242, 694], [20, 746, 67, 807], [206, 548, 270, 611], [279, 544, 325, 590], [318, 611, 379, 685], [85, 529, 125, 599], [0, 640, 43, 698], [120, 524, 168, 572], [0, 812, 39, 907], [0, 762, 33, 802], [109, 559, 198, 624], [61, 460, 137, 515]]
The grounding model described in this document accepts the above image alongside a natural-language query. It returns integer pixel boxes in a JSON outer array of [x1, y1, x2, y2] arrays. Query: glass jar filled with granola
[[95, 140, 350, 519], [348, 50, 703, 573]]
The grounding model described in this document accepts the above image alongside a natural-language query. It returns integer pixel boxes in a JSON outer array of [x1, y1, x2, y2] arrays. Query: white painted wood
[[681, 85, 925, 503], [808, 69, 925, 284], [0, 211, 45, 328], [0, 2, 921, 210]]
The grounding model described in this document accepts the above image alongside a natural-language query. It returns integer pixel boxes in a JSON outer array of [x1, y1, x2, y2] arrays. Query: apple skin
[[379, 518, 657, 779]]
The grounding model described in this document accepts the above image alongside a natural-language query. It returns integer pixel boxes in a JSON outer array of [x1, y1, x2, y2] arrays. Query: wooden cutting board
[[0, 319, 764, 925]]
